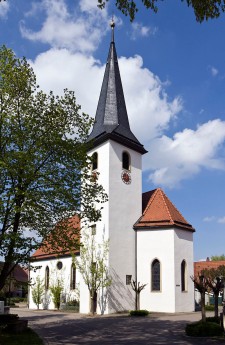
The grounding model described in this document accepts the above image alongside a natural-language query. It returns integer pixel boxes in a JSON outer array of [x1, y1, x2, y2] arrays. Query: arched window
[[122, 151, 130, 171], [45, 266, 49, 290], [70, 264, 76, 290], [151, 259, 161, 291], [92, 152, 98, 171], [181, 260, 187, 292]]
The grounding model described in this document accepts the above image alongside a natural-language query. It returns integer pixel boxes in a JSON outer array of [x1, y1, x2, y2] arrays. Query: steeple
[[88, 21, 147, 154]]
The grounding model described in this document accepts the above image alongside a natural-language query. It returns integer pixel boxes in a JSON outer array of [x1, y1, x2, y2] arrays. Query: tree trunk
[[90, 291, 97, 315], [214, 292, 219, 318], [137, 292, 140, 311], [201, 291, 206, 322]]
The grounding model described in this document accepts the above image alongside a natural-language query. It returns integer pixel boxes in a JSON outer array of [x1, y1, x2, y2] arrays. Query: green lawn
[[0, 328, 44, 345]]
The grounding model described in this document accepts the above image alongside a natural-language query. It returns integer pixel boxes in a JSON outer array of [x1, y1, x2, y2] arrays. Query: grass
[[0, 328, 44, 345]]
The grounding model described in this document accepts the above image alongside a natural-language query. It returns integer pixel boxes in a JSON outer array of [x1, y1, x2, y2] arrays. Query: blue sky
[[1, 0, 225, 261]]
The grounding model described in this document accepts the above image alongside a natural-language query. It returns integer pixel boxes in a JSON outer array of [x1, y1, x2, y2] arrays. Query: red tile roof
[[32, 215, 80, 260], [134, 188, 195, 232], [194, 260, 225, 276], [0, 263, 28, 283]]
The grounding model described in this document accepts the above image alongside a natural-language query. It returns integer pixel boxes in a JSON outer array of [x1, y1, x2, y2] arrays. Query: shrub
[[185, 321, 223, 337], [129, 310, 149, 316], [206, 316, 220, 324], [205, 305, 214, 311], [0, 314, 19, 325]]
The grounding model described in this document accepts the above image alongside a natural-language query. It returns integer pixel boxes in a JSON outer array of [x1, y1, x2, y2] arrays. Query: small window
[[92, 152, 98, 171], [181, 260, 187, 292], [91, 224, 96, 235], [122, 152, 130, 171], [45, 266, 49, 290], [126, 275, 132, 285], [151, 259, 161, 291], [70, 264, 76, 290], [57, 261, 63, 270]]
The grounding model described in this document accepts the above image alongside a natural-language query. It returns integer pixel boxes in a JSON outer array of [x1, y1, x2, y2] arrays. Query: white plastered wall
[[137, 228, 194, 313], [174, 229, 194, 312], [29, 256, 80, 310], [79, 139, 142, 314]]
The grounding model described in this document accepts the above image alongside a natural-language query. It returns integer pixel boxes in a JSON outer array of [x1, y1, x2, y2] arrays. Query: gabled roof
[[88, 22, 147, 155], [0, 262, 28, 283], [32, 215, 80, 261], [134, 188, 195, 232]]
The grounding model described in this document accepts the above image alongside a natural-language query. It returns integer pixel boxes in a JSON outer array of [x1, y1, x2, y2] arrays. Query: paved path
[[12, 307, 225, 345]]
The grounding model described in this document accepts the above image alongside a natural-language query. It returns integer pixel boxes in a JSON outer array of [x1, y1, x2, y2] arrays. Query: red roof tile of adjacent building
[[194, 260, 225, 276], [134, 188, 195, 232], [32, 215, 80, 260]]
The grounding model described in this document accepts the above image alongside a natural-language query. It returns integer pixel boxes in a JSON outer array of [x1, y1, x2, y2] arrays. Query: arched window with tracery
[[151, 259, 161, 291], [45, 266, 49, 290], [70, 264, 76, 290], [122, 151, 130, 171], [181, 260, 187, 292]]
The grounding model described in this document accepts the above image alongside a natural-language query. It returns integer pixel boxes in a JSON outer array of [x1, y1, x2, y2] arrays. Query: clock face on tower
[[121, 170, 131, 184]]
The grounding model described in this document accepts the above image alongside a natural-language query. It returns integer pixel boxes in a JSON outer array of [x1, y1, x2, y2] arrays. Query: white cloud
[[203, 216, 216, 222], [119, 55, 182, 141], [146, 119, 225, 188], [29, 48, 104, 117], [218, 217, 225, 224], [211, 66, 218, 77], [20, 0, 109, 54], [0, 1, 9, 18], [131, 22, 157, 40], [22, 0, 225, 189]]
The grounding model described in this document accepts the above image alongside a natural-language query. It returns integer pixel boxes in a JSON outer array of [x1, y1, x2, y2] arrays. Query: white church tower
[[79, 21, 147, 314]]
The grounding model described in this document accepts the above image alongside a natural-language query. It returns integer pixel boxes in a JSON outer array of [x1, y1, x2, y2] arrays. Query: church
[[29, 22, 195, 314]]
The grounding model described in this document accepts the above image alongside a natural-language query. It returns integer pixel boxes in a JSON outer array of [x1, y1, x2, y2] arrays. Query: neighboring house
[[194, 260, 225, 306], [194, 259, 225, 276], [29, 22, 195, 314], [0, 263, 28, 298]]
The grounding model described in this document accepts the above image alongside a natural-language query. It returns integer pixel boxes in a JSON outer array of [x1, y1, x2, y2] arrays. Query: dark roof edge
[[133, 224, 195, 232], [88, 132, 148, 155]]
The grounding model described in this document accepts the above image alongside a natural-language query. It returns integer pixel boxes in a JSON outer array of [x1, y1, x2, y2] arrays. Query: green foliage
[[206, 316, 220, 324], [0, 327, 44, 345], [97, 0, 225, 22], [62, 299, 79, 312], [74, 228, 111, 314], [205, 304, 215, 311], [32, 276, 45, 309], [185, 321, 223, 337], [211, 255, 225, 261], [10, 297, 27, 304], [129, 309, 149, 316], [0, 45, 107, 291], [50, 280, 63, 310]]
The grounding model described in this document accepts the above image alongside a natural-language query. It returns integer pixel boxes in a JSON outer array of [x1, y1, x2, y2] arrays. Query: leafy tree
[[97, 0, 225, 22], [202, 266, 225, 318], [0, 45, 107, 292], [211, 255, 225, 261], [50, 279, 63, 310], [74, 228, 111, 315], [193, 266, 225, 319], [191, 274, 208, 322], [32, 276, 45, 310], [1, 0, 225, 22], [130, 280, 147, 311]]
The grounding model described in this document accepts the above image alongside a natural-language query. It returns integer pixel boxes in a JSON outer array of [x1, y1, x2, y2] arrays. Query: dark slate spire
[[88, 20, 147, 154]]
